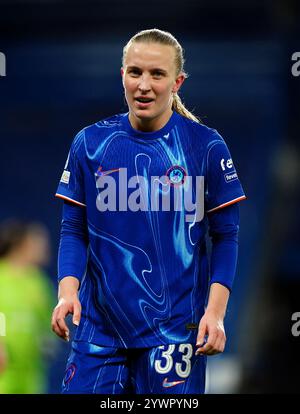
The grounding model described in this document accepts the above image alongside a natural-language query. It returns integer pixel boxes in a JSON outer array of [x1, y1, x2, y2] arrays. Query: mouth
[[134, 97, 154, 108]]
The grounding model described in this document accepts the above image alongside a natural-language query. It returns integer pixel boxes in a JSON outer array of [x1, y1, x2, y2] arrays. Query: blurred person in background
[[0, 219, 55, 394], [52, 28, 246, 394]]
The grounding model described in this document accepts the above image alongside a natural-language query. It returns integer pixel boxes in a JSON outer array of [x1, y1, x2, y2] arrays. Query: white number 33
[[154, 344, 193, 378]]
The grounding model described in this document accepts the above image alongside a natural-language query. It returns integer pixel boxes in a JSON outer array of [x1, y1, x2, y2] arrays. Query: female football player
[[52, 28, 246, 394]]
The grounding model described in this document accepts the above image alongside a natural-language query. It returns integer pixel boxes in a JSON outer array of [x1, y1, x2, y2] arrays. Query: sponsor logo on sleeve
[[224, 171, 238, 183], [220, 158, 234, 171], [60, 170, 70, 184]]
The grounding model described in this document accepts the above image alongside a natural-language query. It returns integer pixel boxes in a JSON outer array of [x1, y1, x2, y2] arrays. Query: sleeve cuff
[[207, 195, 246, 213], [55, 193, 86, 207]]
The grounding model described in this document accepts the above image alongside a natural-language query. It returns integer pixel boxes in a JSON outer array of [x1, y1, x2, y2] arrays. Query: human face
[[121, 42, 185, 132]]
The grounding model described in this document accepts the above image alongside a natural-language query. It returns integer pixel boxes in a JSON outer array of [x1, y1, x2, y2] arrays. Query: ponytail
[[172, 93, 202, 124]]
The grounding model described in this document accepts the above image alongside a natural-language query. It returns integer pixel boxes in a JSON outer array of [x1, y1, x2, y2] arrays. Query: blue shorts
[[61, 340, 207, 394]]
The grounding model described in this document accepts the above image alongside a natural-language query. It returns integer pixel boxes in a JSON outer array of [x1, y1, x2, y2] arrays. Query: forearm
[[206, 282, 230, 319], [58, 276, 80, 299], [58, 201, 89, 284], [208, 203, 239, 292]]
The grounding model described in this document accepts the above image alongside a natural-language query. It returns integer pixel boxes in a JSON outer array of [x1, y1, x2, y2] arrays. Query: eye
[[128, 68, 140, 77], [152, 71, 164, 78]]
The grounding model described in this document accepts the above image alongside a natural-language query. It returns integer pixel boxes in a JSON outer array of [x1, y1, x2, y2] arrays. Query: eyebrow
[[127, 66, 168, 74]]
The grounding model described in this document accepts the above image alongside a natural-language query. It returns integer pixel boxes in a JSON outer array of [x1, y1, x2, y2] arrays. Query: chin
[[134, 110, 155, 120]]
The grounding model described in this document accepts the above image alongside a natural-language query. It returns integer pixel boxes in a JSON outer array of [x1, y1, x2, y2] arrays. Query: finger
[[52, 323, 66, 340], [206, 349, 220, 356], [205, 338, 222, 355], [56, 316, 70, 339], [72, 302, 81, 326], [206, 338, 225, 355], [51, 309, 63, 335], [196, 341, 213, 355], [213, 329, 226, 351], [196, 324, 207, 348], [196, 329, 217, 355], [205, 329, 218, 350], [214, 336, 223, 352], [205, 331, 226, 355], [52, 317, 68, 340], [216, 336, 226, 353], [51, 301, 73, 340], [51, 312, 67, 340], [53, 306, 70, 340]]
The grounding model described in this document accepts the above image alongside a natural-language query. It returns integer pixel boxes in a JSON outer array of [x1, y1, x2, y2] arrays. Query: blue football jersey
[[56, 111, 246, 348]]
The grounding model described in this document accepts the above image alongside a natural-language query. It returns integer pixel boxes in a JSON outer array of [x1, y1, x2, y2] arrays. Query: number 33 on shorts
[[149, 343, 206, 393]]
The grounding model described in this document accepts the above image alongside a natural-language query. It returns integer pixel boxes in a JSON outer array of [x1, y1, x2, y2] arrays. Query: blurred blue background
[[0, 0, 299, 393]]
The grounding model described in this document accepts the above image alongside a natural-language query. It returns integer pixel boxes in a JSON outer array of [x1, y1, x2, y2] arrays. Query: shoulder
[[71, 113, 126, 153], [177, 113, 225, 148], [95, 113, 126, 129], [82, 113, 125, 137]]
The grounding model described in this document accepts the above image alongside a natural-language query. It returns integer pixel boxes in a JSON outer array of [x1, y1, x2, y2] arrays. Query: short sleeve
[[55, 131, 86, 207], [205, 132, 246, 213]]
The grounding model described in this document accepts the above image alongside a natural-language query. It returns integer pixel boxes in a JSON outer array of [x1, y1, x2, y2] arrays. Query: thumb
[[72, 302, 81, 326]]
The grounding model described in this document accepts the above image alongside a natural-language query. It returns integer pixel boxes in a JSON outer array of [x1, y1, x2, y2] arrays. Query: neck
[[129, 108, 173, 132]]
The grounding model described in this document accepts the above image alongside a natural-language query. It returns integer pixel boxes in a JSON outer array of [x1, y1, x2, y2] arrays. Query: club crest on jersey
[[166, 165, 187, 186], [63, 363, 76, 385]]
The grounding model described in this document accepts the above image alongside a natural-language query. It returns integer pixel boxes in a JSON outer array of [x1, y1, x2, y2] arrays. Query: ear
[[120, 67, 125, 86], [172, 73, 185, 93]]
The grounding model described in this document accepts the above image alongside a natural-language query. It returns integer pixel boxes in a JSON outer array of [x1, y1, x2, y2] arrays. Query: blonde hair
[[122, 28, 201, 124]]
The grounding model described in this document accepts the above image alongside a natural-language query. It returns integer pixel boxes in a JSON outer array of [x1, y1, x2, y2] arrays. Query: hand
[[51, 293, 81, 341], [195, 309, 226, 356]]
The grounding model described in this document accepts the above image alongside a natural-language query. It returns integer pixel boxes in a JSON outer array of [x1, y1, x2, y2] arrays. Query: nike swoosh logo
[[162, 378, 185, 388], [95, 166, 120, 177]]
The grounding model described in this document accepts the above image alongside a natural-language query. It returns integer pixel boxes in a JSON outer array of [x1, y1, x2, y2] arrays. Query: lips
[[134, 97, 154, 108], [135, 97, 154, 103]]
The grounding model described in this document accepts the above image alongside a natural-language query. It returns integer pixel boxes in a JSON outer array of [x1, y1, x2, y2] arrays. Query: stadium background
[[0, 0, 299, 393]]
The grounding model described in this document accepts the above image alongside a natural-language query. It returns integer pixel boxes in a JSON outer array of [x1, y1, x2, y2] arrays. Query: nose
[[138, 74, 151, 93]]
